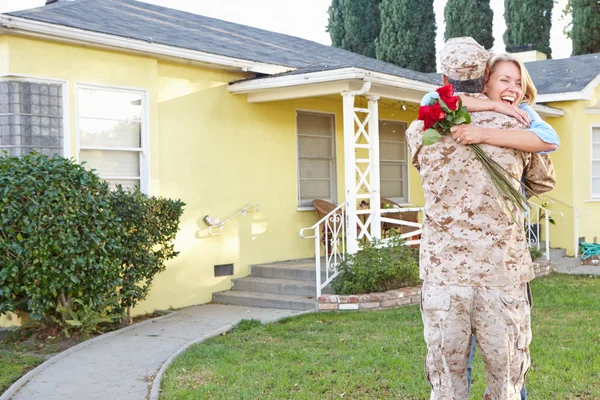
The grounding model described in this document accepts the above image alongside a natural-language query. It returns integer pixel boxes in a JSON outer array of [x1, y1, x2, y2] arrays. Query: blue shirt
[[420, 92, 560, 154]]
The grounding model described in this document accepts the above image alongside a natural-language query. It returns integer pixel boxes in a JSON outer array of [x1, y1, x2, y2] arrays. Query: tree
[[571, 0, 600, 55], [376, 0, 437, 73], [327, 0, 382, 58], [444, 0, 494, 49], [503, 0, 554, 58], [326, 0, 345, 48]]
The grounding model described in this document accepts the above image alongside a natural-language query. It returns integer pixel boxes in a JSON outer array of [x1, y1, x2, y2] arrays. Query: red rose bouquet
[[418, 85, 528, 215]]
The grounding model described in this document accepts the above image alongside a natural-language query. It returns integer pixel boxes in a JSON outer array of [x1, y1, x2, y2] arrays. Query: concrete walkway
[[2, 304, 308, 400]]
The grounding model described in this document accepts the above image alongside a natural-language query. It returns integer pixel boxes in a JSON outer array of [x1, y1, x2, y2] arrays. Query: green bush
[[332, 235, 421, 295], [110, 186, 185, 317], [0, 153, 185, 329], [530, 246, 546, 261], [0, 153, 123, 321]]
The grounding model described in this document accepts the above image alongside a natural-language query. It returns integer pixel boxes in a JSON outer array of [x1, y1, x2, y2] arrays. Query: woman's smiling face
[[484, 61, 523, 105]]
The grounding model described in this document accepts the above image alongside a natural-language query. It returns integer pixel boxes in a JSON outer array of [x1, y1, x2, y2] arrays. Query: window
[[297, 111, 336, 208], [379, 120, 408, 203], [0, 79, 65, 157], [77, 85, 147, 193], [593, 126, 600, 198]]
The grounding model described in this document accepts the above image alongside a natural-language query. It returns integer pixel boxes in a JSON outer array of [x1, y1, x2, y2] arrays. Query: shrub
[[0, 153, 185, 330], [332, 235, 421, 295], [110, 186, 185, 318], [0, 153, 123, 321], [530, 246, 546, 261]]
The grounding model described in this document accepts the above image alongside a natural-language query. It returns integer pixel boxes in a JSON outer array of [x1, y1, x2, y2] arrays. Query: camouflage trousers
[[421, 281, 532, 400]]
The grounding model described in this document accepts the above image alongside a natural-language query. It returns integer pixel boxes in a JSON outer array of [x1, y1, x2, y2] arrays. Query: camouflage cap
[[439, 37, 489, 81]]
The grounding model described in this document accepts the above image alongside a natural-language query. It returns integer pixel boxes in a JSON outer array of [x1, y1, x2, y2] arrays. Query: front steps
[[212, 258, 334, 311], [536, 241, 584, 273]]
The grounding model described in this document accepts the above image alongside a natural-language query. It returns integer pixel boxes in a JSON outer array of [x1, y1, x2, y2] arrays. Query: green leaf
[[16, 233, 23, 241], [453, 116, 466, 125], [65, 319, 83, 327], [422, 129, 442, 145], [438, 98, 451, 113]]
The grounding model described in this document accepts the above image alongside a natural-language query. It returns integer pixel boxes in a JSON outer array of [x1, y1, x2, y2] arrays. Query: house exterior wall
[[0, 35, 422, 322]]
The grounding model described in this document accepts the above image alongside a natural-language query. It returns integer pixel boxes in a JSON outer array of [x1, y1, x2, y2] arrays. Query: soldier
[[406, 37, 556, 399]]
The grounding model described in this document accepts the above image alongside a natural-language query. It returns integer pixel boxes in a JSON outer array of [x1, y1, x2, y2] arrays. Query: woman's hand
[[450, 125, 487, 145], [492, 101, 530, 126]]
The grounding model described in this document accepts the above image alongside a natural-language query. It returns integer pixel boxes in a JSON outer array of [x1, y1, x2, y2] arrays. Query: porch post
[[367, 96, 381, 240], [342, 93, 359, 254]]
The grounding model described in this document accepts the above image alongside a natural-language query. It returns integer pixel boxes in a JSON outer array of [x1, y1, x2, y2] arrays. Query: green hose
[[579, 242, 600, 260]]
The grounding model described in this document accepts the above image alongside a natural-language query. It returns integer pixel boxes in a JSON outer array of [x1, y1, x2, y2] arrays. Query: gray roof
[[524, 53, 600, 94], [7, 0, 439, 85], [7, 0, 600, 96]]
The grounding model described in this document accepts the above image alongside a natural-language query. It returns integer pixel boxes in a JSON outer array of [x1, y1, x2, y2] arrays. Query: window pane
[[78, 88, 142, 121], [380, 162, 403, 180], [593, 128, 600, 143], [297, 113, 333, 137], [379, 121, 406, 141], [593, 161, 600, 177], [594, 144, 600, 158], [381, 180, 404, 200], [298, 135, 332, 158], [80, 118, 141, 148], [380, 142, 405, 161], [106, 179, 140, 191], [300, 179, 331, 200], [299, 158, 331, 179], [593, 177, 600, 197], [80, 150, 140, 177]]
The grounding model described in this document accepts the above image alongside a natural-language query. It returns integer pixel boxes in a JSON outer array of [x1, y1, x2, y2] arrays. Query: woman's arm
[[458, 95, 530, 126], [450, 124, 558, 153], [519, 104, 561, 153]]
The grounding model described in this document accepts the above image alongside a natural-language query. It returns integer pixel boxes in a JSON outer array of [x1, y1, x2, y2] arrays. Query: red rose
[[444, 95, 460, 111], [436, 84, 454, 101], [418, 103, 446, 129], [418, 105, 436, 129]]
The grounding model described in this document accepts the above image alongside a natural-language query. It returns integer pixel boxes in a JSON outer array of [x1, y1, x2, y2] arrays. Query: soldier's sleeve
[[406, 120, 425, 171], [522, 153, 556, 197]]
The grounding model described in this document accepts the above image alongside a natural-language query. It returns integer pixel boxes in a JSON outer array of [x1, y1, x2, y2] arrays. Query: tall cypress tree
[[376, 0, 437, 72], [327, 0, 381, 58], [444, 0, 494, 49], [571, 0, 600, 55], [503, 0, 554, 58], [326, 0, 345, 48]]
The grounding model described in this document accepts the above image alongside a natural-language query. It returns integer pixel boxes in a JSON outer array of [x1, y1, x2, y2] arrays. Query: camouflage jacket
[[407, 97, 556, 286]]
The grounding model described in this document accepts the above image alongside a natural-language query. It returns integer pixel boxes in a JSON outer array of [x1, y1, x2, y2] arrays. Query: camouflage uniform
[[408, 37, 556, 400]]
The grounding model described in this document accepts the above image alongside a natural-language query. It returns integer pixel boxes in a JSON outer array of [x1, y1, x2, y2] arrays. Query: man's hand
[[492, 101, 530, 126], [450, 125, 487, 145]]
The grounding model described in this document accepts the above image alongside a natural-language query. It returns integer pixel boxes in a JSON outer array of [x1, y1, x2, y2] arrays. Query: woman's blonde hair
[[486, 53, 537, 105]]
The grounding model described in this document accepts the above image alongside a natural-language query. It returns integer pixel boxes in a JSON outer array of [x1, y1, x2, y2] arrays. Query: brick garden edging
[[318, 286, 422, 311], [318, 262, 552, 312]]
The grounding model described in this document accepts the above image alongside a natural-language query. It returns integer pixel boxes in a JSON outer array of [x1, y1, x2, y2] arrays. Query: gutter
[[0, 14, 293, 75]]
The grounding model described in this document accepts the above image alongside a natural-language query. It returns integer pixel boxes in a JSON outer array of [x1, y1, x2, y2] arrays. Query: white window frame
[[591, 124, 600, 200], [75, 82, 150, 194], [379, 118, 410, 205], [0, 74, 70, 157], [296, 110, 337, 210]]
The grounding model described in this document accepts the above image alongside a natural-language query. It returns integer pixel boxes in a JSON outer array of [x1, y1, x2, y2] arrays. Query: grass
[[160, 274, 600, 399], [0, 342, 46, 393]]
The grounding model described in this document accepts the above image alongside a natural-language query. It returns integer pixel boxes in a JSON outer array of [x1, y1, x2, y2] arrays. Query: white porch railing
[[300, 203, 424, 297], [299, 202, 347, 297], [525, 200, 561, 261]]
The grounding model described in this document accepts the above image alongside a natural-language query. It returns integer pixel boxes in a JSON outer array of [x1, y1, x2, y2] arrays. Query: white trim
[[229, 67, 438, 95], [0, 74, 69, 157], [75, 82, 150, 194], [295, 109, 337, 208], [584, 199, 600, 203], [531, 104, 565, 117], [591, 124, 600, 200], [0, 15, 292, 75]]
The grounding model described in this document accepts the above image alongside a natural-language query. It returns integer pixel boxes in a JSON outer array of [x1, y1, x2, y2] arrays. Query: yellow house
[[0, 0, 598, 325]]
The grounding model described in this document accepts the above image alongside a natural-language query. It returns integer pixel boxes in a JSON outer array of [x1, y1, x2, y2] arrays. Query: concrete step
[[232, 276, 333, 297], [552, 256, 583, 273], [249, 258, 330, 282], [212, 290, 317, 311], [534, 242, 566, 260]]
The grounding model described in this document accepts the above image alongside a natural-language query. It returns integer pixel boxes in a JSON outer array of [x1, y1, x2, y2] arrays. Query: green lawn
[[0, 342, 45, 393], [160, 274, 600, 399]]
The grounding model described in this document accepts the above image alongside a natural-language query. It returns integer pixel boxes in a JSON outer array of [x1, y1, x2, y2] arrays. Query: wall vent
[[214, 263, 234, 277]]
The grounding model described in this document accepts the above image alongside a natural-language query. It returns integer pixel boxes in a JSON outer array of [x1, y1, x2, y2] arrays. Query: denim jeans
[[467, 336, 527, 399]]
